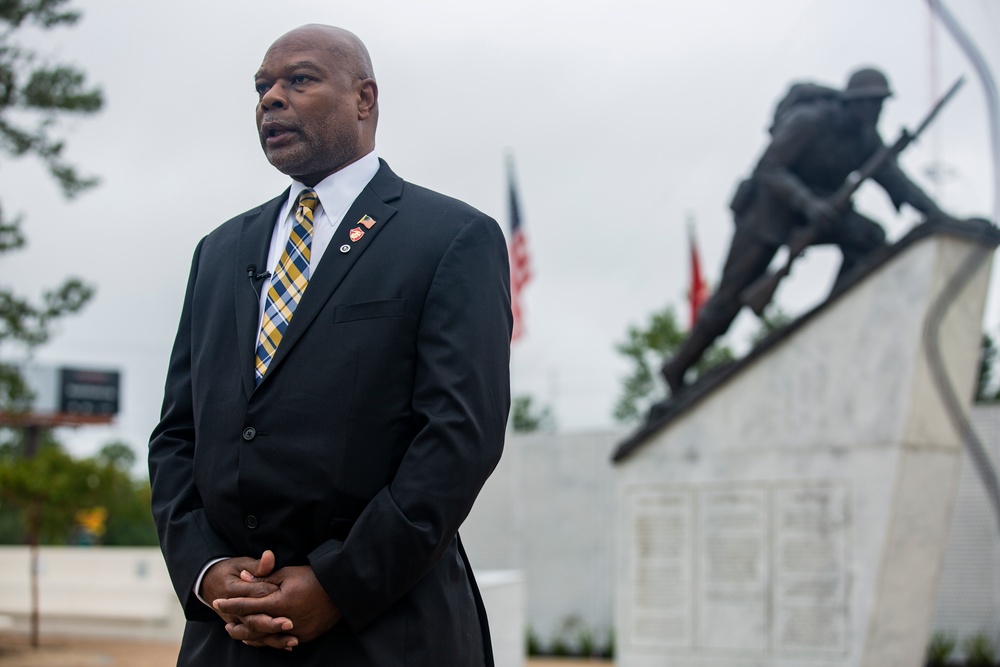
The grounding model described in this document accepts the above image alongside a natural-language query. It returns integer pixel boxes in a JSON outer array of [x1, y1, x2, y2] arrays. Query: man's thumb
[[242, 549, 276, 581]]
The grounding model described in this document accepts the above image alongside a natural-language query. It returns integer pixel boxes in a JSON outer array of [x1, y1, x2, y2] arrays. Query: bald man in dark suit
[[149, 24, 511, 666]]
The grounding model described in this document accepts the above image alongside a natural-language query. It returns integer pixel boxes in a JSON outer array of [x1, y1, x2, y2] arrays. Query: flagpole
[[927, 0, 1000, 223], [505, 150, 530, 562], [925, 0, 1000, 536]]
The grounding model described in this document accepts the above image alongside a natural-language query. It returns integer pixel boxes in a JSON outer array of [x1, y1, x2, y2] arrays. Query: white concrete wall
[[463, 428, 625, 650], [932, 404, 1000, 649], [0, 546, 184, 642], [467, 404, 1000, 661], [0, 545, 524, 665], [479, 570, 526, 667]]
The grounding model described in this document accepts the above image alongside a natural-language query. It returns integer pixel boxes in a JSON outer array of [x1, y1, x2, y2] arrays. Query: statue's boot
[[660, 327, 715, 395]]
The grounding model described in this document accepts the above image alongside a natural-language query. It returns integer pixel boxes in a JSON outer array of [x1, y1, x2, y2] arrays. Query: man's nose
[[260, 84, 286, 110]]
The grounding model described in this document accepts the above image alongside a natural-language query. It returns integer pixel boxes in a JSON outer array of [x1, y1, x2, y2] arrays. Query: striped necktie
[[254, 189, 319, 385]]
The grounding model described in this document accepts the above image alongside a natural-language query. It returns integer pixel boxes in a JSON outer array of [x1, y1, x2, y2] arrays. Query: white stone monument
[[613, 220, 999, 667]]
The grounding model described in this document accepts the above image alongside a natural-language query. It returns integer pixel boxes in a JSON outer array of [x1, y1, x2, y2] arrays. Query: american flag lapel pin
[[358, 215, 376, 230]]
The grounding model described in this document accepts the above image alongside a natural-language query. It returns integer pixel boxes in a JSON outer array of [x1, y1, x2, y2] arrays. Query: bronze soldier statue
[[661, 67, 960, 395]]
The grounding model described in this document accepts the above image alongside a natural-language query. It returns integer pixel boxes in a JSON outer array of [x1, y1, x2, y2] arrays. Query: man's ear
[[357, 79, 378, 120]]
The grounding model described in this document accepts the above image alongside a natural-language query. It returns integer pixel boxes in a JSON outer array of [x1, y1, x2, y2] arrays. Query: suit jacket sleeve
[[307, 212, 512, 630], [148, 237, 234, 621]]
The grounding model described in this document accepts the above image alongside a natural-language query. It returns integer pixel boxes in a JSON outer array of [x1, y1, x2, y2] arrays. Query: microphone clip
[[246, 264, 271, 297], [247, 264, 271, 281]]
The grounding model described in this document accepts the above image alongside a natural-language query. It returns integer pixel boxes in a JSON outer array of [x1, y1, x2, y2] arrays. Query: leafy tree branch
[[0, 0, 101, 412]]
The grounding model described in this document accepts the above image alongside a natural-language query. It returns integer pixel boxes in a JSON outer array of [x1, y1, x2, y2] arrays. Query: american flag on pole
[[507, 154, 531, 341], [687, 218, 709, 329]]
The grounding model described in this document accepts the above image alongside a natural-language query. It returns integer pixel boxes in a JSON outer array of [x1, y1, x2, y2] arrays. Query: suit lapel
[[258, 162, 403, 388], [235, 191, 288, 399]]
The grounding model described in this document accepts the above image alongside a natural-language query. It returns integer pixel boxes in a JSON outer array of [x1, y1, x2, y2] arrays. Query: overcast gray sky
[[2, 0, 999, 465]]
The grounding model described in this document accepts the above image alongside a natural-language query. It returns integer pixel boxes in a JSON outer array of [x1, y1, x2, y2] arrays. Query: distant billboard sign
[[59, 368, 120, 416]]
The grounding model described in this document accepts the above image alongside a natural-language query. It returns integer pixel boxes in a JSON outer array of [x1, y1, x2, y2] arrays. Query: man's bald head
[[254, 25, 379, 185], [268, 25, 375, 84]]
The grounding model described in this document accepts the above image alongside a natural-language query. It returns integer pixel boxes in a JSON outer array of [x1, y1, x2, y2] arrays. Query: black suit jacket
[[149, 160, 512, 666]]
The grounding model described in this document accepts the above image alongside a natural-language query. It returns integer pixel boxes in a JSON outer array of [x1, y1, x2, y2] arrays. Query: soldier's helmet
[[843, 68, 893, 100]]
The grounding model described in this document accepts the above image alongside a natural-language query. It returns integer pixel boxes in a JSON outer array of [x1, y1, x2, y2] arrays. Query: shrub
[[526, 627, 542, 656], [549, 636, 570, 657], [927, 631, 956, 667], [576, 627, 595, 657], [963, 632, 997, 667]]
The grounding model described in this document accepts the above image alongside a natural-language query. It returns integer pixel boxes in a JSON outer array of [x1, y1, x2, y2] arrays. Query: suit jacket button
[[242, 427, 256, 441], [245, 515, 258, 529]]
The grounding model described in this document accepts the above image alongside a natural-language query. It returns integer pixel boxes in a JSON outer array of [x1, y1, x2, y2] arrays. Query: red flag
[[688, 222, 709, 328], [507, 154, 531, 341]]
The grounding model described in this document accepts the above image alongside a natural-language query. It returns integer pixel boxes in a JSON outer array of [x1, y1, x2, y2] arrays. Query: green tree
[[0, 432, 102, 544], [748, 305, 793, 345], [0, 438, 155, 546], [0, 0, 102, 411], [511, 394, 555, 433], [93, 441, 157, 547], [613, 305, 734, 423], [0, 6, 104, 644], [0, 434, 155, 646], [0, 430, 102, 647], [613, 303, 793, 423]]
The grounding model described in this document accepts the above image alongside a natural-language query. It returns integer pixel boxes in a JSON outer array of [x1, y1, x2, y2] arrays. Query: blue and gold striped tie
[[254, 189, 318, 385]]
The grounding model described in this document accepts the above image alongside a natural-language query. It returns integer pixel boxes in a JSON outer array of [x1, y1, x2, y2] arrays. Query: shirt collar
[[285, 151, 380, 225]]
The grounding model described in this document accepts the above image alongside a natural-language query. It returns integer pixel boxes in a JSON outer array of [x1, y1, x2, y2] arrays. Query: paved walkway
[[0, 635, 613, 666], [0, 636, 178, 666]]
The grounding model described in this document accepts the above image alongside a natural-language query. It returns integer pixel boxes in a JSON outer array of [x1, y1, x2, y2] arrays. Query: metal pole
[[22, 425, 41, 648], [927, 0, 1000, 224]]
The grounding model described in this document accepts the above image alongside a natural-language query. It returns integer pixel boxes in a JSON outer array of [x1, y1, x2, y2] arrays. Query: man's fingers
[[230, 580, 279, 597], [224, 622, 298, 650], [223, 615, 293, 636], [214, 596, 279, 618], [241, 613, 293, 634]]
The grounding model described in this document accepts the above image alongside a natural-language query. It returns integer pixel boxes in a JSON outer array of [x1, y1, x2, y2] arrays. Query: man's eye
[[255, 82, 270, 95], [292, 75, 308, 84]]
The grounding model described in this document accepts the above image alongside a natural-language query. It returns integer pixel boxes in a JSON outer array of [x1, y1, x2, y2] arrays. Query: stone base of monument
[[612, 220, 999, 667]]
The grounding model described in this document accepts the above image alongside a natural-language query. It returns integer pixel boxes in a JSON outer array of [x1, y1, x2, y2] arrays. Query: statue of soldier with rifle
[[661, 66, 965, 396]]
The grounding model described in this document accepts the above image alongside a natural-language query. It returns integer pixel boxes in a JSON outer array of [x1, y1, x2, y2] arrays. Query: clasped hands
[[202, 550, 341, 651]]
